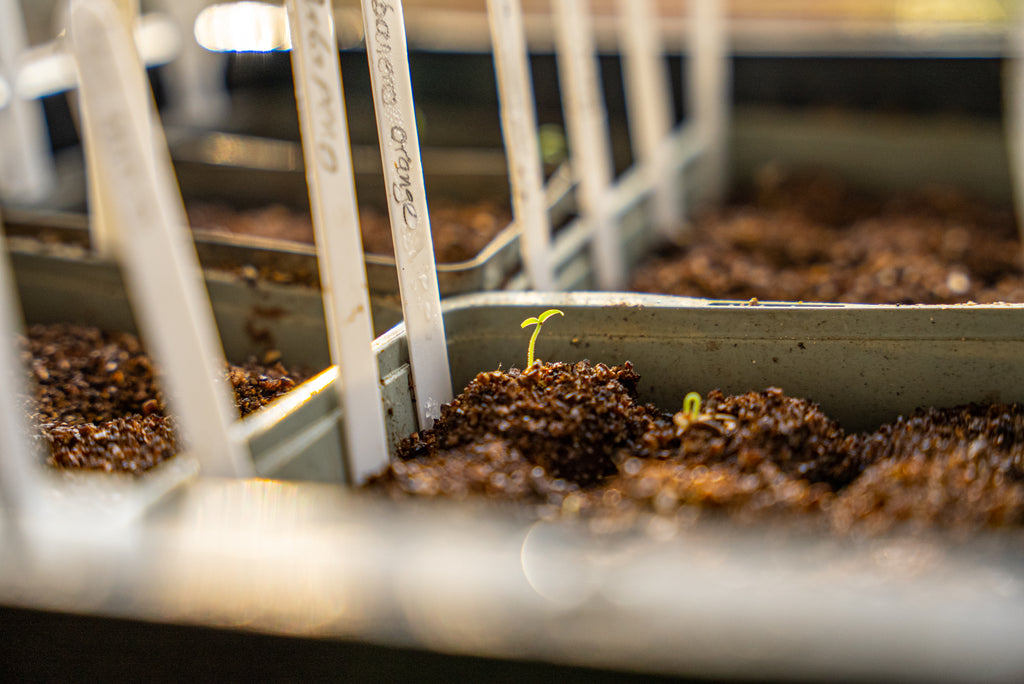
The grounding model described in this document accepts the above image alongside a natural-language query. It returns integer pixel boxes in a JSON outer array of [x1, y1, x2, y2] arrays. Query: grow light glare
[[194, 2, 291, 53]]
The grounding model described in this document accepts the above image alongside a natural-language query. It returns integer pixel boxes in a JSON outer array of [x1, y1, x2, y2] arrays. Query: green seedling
[[683, 391, 702, 420], [673, 391, 738, 435], [521, 309, 564, 368]]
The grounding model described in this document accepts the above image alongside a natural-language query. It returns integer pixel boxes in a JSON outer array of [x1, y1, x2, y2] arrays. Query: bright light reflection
[[194, 2, 291, 53]]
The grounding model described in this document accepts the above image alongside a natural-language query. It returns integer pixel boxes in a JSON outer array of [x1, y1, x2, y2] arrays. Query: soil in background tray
[[186, 199, 511, 265], [365, 360, 1024, 538], [631, 167, 1024, 304], [23, 323, 310, 475]]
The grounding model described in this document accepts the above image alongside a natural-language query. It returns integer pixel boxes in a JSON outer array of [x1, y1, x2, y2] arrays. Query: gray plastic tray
[[6, 134, 577, 334], [543, 111, 1017, 294], [3, 291, 1023, 681], [275, 291, 1024, 471], [506, 126, 700, 292], [8, 238, 340, 489]]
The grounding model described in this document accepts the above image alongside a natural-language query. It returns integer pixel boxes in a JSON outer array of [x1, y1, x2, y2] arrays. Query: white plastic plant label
[[67, 0, 252, 478], [359, 0, 452, 429], [0, 0, 55, 204], [552, 0, 624, 291], [618, 0, 678, 237], [286, 0, 389, 483], [486, 0, 556, 291], [0, 211, 47, 517]]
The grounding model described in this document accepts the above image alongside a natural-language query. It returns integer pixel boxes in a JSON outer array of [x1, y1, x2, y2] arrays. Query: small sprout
[[673, 391, 738, 436], [521, 309, 564, 368], [682, 391, 702, 420]]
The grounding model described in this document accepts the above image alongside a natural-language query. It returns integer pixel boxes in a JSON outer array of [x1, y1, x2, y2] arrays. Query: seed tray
[[542, 109, 1017, 297], [7, 236, 342, 506], [6, 134, 576, 333], [173, 134, 577, 299], [505, 126, 701, 293], [2, 290, 1023, 681], [274, 290, 1024, 478]]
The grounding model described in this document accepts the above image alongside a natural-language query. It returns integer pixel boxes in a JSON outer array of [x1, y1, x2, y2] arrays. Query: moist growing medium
[[631, 168, 1024, 304], [365, 361, 1024, 537], [187, 199, 511, 282], [23, 323, 309, 474]]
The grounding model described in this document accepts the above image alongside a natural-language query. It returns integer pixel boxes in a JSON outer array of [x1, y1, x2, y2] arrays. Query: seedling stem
[[521, 309, 564, 367], [683, 391, 701, 420]]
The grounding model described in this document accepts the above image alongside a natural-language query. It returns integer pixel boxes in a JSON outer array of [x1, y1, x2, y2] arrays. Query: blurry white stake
[[688, 0, 729, 204], [1007, 7, 1024, 254], [359, 0, 452, 429], [0, 0, 55, 204], [155, 0, 229, 127], [285, 0, 389, 483], [78, 0, 139, 258], [0, 211, 47, 517], [552, 0, 624, 290], [68, 0, 252, 478], [618, 0, 678, 238], [486, 0, 555, 291]]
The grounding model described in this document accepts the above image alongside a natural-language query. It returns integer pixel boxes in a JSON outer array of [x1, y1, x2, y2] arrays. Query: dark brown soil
[[396, 361, 664, 489], [833, 404, 1024, 536], [631, 168, 1024, 304], [186, 199, 510, 264], [365, 361, 1024, 536], [23, 323, 309, 475]]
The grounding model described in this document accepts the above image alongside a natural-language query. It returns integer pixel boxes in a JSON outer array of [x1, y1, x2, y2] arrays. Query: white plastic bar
[[552, 0, 624, 291], [78, 1, 137, 259], [113, 0, 139, 25], [15, 14, 179, 102], [0, 211, 47, 517], [486, 0, 556, 291], [358, 0, 452, 429], [285, 0, 389, 483], [155, 0, 229, 126], [0, 0, 55, 204], [688, 0, 729, 204], [68, 0, 252, 478], [1007, 7, 1024, 250], [617, 0, 678, 238]]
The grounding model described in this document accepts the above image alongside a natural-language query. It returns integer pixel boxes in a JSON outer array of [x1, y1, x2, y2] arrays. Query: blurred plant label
[[68, 0, 253, 478], [292, 0, 341, 175], [69, 3, 154, 236], [286, 0, 390, 481]]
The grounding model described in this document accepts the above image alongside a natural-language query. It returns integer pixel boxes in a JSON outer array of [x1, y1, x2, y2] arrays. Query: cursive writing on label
[[371, 0, 392, 53], [389, 125, 418, 231], [297, 0, 341, 174], [368, 0, 423, 255]]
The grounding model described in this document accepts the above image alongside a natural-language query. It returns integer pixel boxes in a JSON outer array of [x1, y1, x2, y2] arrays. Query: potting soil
[[367, 360, 1024, 537], [186, 198, 511, 286], [631, 168, 1024, 304], [23, 323, 309, 474]]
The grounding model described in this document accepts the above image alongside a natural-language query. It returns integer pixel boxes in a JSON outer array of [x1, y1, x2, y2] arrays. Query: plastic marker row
[[0, 0, 247, 522], [0, 0, 727, 520], [0, 0, 463, 522]]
